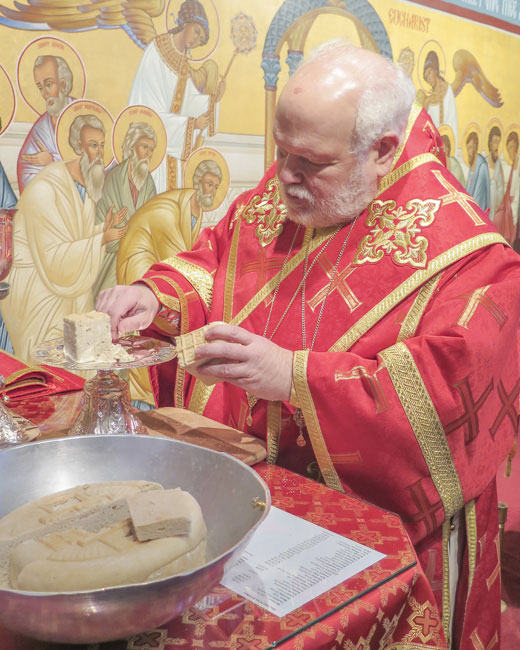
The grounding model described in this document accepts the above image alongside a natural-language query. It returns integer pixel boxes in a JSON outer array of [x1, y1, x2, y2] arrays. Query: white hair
[[304, 40, 416, 154], [69, 114, 105, 155], [34, 55, 73, 96], [122, 122, 157, 161], [192, 160, 222, 189]]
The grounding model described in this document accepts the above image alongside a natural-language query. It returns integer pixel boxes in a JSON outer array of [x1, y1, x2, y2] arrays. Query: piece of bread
[[9, 516, 207, 592], [63, 311, 133, 364], [0, 481, 163, 589], [127, 488, 203, 541], [175, 322, 227, 386]]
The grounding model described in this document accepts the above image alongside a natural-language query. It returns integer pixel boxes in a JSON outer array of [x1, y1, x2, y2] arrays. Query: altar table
[[1, 392, 448, 650]]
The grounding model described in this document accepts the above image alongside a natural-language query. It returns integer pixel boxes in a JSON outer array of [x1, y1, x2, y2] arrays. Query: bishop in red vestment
[[98, 43, 520, 649]]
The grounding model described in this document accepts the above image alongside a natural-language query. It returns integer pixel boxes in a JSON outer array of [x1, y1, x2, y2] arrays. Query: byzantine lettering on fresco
[[0, 0, 517, 402]]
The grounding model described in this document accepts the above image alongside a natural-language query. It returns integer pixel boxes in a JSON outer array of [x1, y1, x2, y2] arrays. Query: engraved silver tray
[[32, 335, 176, 371], [0, 435, 270, 644]]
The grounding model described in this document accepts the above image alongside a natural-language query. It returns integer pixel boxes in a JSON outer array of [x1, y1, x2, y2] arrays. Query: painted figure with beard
[[464, 131, 490, 212], [97, 42, 520, 648], [93, 121, 157, 297], [128, 0, 224, 193], [116, 158, 222, 404], [3, 114, 127, 366], [486, 126, 504, 221], [17, 55, 74, 192]]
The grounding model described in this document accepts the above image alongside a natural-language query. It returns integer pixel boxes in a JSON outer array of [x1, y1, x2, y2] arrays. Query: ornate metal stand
[[32, 335, 176, 436], [0, 375, 27, 447], [70, 370, 146, 436]]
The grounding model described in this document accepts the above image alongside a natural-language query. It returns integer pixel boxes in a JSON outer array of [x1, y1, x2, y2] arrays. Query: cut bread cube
[[127, 488, 206, 542]]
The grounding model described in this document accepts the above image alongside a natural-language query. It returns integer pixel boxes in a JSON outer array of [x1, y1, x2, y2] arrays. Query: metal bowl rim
[[0, 434, 271, 597]]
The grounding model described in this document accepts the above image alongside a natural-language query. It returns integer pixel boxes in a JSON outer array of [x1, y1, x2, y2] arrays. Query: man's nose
[[277, 154, 302, 184]]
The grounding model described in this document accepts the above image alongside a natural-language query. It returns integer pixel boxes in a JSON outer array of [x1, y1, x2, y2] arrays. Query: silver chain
[[302, 214, 359, 351], [263, 222, 345, 342]]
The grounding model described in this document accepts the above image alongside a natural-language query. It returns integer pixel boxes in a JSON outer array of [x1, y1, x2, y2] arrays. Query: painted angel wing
[[451, 49, 503, 108], [0, 0, 164, 48]]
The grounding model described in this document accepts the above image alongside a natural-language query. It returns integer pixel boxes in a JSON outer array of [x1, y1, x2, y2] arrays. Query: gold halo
[[56, 100, 114, 166], [417, 40, 446, 95], [112, 105, 167, 172], [503, 124, 520, 166], [17, 37, 86, 116], [484, 117, 504, 157], [182, 147, 229, 210], [165, 0, 220, 61], [0, 65, 16, 136], [438, 124, 456, 158], [461, 122, 483, 168]]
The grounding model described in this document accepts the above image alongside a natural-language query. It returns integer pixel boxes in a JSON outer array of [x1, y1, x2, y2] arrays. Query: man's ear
[[373, 131, 400, 179], [59, 78, 66, 94]]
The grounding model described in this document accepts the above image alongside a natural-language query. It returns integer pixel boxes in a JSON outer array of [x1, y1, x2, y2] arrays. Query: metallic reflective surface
[[31, 335, 176, 371], [0, 435, 270, 644]]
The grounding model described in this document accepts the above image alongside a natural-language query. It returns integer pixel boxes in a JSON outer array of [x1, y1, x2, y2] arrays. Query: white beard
[[80, 152, 105, 203], [196, 185, 215, 211], [281, 159, 376, 228], [128, 151, 150, 192], [46, 91, 68, 117]]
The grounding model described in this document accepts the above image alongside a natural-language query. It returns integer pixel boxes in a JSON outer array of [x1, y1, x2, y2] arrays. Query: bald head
[[273, 41, 416, 228]]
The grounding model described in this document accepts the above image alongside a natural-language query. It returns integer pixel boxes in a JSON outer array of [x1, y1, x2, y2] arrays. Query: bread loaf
[[0, 481, 207, 591], [9, 517, 206, 591]]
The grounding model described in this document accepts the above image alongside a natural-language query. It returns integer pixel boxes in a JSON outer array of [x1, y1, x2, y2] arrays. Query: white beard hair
[[129, 151, 150, 192], [46, 91, 68, 117], [80, 152, 105, 203], [195, 185, 215, 211], [282, 158, 376, 228]]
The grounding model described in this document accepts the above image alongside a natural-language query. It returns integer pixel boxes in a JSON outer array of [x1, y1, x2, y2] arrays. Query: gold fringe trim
[[293, 350, 344, 493], [389, 100, 423, 173], [223, 218, 241, 322], [441, 518, 452, 645], [266, 401, 282, 463], [397, 273, 443, 342], [377, 153, 441, 197], [465, 499, 477, 594], [331, 233, 507, 353], [379, 342, 464, 518], [161, 256, 214, 311]]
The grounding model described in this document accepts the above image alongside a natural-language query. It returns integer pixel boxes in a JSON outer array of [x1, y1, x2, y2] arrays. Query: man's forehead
[[34, 59, 58, 80], [137, 136, 155, 146], [80, 126, 104, 141]]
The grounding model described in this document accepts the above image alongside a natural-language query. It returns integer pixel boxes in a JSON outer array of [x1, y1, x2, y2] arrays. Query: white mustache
[[282, 184, 314, 203]]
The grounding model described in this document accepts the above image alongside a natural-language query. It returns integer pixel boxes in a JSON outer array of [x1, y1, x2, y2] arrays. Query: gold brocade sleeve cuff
[[289, 352, 300, 407]]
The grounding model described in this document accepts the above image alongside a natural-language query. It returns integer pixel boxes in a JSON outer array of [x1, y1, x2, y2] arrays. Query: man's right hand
[[95, 284, 160, 340], [20, 140, 53, 166]]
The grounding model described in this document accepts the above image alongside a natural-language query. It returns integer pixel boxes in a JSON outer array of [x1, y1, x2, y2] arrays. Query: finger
[[195, 358, 248, 382], [203, 323, 253, 345], [36, 140, 46, 152], [118, 312, 153, 336], [195, 339, 250, 363]]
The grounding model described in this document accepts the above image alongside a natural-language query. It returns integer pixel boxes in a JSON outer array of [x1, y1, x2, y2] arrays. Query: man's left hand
[[194, 323, 293, 402]]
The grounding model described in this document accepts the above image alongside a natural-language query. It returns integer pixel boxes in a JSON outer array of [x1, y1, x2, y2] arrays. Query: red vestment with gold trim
[[140, 107, 520, 649]]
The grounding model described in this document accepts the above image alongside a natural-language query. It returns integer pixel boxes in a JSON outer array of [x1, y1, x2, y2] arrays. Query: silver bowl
[[0, 435, 270, 644]]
